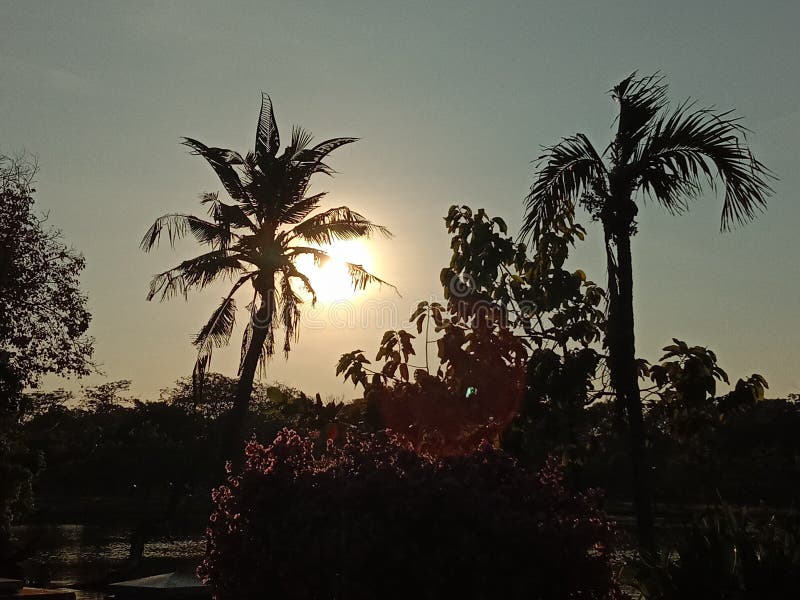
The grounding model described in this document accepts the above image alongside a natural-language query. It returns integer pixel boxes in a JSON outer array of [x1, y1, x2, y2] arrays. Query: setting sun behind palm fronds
[[295, 239, 375, 303]]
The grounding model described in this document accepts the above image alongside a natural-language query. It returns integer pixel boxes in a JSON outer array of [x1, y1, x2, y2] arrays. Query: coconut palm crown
[[141, 93, 393, 455], [522, 73, 773, 240], [520, 72, 774, 554]]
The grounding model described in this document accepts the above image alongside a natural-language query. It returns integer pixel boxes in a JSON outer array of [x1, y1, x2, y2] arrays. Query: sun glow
[[294, 240, 376, 303]]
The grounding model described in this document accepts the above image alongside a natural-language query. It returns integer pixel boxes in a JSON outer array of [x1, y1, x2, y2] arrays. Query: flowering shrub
[[198, 429, 623, 599]]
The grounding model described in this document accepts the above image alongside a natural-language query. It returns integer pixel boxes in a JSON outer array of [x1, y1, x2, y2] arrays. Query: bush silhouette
[[199, 429, 623, 600]]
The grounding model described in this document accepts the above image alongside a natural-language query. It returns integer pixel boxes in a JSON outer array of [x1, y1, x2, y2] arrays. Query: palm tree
[[520, 73, 773, 554], [142, 93, 394, 464]]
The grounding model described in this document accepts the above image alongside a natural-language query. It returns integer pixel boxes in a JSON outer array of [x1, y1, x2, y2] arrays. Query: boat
[[107, 572, 209, 599]]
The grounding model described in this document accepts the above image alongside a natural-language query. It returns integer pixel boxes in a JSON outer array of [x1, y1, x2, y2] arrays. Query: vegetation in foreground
[[199, 429, 623, 600], [630, 506, 800, 599]]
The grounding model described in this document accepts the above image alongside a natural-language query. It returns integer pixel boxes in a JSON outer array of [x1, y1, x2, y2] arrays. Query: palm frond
[[278, 192, 327, 225], [281, 138, 356, 207], [255, 92, 280, 160], [146, 250, 244, 301], [521, 134, 606, 241], [193, 296, 237, 357], [190, 275, 253, 399], [202, 192, 258, 231], [345, 262, 399, 295], [278, 272, 303, 356], [611, 72, 668, 160], [637, 167, 703, 215], [290, 206, 393, 245], [146, 267, 190, 302], [288, 126, 314, 159], [192, 274, 252, 356], [281, 168, 325, 211], [199, 191, 219, 205], [278, 160, 326, 208], [287, 246, 331, 268], [301, 137, 359, 163], [181, 138, 248, 201], [140, 213, 235, 251], [236, 152, 273, 221], [636, 104, 774, 229], [282, 263, 318, 305], [240, 151, 259, 185]]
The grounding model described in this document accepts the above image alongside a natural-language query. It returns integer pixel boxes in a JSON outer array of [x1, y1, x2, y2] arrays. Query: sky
[[1, 0, 798, 400]]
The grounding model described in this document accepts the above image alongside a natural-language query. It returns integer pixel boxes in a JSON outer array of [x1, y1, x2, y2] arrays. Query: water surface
[[12, 524, 205, 600]]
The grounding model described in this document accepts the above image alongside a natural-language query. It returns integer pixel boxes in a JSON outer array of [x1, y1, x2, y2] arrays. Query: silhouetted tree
[[0, 153, 94, 409], [339, 205, 607, 458], [142, 94, 393, 466], [0, 152, 93, 563], [80, 379, 134, 413], [521, 73, 774, 553]]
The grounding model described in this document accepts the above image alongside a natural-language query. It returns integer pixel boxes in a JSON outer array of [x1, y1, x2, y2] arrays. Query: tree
[[80, 379, 135, 413], [338, 205, 607, 458], [142, 94, 393, 465], [0, 152, 93, 567], [0, 153, 94, 408], [520, 73, 774, 553]]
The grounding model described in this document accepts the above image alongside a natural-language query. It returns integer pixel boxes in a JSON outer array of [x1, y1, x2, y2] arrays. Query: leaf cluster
[[337, 205, 608, 456]]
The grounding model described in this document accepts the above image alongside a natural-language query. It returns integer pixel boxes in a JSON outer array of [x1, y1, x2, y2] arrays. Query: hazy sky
[[2, 0, 798, 400]]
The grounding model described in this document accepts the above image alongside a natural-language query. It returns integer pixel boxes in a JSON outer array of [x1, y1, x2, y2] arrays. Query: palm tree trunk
[[225, 289, 274, 471], [607, 226, 656, 556]]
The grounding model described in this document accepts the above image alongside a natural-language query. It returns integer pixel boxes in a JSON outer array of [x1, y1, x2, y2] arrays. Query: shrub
[[198, 429, 623, 600]]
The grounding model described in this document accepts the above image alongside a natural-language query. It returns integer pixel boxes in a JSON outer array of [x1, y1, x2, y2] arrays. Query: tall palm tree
[[142, 93, 393, 463], [521, 73, 773, 553]]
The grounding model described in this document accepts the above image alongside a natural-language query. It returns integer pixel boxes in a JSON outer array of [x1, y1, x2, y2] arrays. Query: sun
[[294, 239, 375, 303]]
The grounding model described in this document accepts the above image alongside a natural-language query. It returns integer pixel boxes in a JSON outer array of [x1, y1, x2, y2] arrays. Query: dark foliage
[[22, 375, 361, 501], [0, 154, 93, 395], [19, 377, 799, 522], [631, 506, 800, 599], [0, 153, 93, 560], [198, 429, 623, 600], [338, 205, 606, 457]]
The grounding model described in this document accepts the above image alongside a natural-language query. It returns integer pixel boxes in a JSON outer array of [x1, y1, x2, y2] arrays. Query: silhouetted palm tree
[[521, 73, 773, 553], [142, 94, 393, 462]]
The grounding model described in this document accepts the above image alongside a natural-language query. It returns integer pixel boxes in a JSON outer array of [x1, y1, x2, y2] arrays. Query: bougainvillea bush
[[198, 429, 624, 600]]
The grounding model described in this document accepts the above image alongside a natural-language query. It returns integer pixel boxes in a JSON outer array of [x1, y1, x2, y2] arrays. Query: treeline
[[17, 376, 360, 512], [14, 373, 800, 517], [568, 393, 800, 507]]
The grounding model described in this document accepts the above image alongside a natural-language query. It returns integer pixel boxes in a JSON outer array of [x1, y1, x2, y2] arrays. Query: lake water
[[11, 524, 205, 600], [12, 520, 643, 599]]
